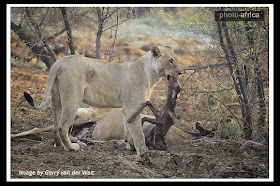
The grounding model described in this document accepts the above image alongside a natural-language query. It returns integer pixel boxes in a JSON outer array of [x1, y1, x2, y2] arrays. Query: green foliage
[[157, 8, 173, 19], [175, 11, 216, 35]]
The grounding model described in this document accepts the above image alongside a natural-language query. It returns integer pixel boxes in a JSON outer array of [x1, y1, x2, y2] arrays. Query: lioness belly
[[83, 87, 122, 108]]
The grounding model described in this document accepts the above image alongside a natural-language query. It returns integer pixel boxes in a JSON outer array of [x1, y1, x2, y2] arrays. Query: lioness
[[24, 45, 182, 156]]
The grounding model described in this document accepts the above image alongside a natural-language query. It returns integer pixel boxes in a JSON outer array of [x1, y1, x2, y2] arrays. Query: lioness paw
[[64, 143, 80, 151], [71, 143, 80, 151]]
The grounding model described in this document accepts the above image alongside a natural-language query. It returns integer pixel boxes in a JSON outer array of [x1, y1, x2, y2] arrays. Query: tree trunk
[[108, 9, 118, 62], [222, 21, 253, 140], [60, 7, 75, 55], [217, 21, 253, 140], [11, 22, 54, 69], [96, 8, 103, 59], [245, 22, 267, 138]]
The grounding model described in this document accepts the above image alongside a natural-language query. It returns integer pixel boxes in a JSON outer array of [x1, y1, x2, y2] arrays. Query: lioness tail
[[23, 64, 60, 110], [24, 92, 34, 107]]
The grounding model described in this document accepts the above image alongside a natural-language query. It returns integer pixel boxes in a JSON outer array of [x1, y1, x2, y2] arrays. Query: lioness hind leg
[[58, 88, 83, 151], [59, 106, 80, 151], [52, 80, 63, 147], [56, 72, 85, 151]]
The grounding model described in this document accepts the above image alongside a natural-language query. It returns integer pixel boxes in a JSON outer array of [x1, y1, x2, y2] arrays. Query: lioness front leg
[[123, 109, 147, 156]]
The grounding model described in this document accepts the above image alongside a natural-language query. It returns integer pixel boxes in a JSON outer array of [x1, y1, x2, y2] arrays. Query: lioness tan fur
[[24, 45, 182, 156]]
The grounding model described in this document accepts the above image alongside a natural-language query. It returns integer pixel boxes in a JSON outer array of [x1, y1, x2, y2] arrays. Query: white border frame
[[6, 4, 274, 182]]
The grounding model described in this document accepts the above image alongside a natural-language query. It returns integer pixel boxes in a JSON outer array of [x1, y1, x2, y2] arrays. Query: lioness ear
[[164, 45, 173, 52], [150, 45, 162, 58]]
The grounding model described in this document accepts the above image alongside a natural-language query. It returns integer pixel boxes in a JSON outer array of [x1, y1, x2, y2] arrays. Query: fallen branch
[[11, 126, 53, 139]]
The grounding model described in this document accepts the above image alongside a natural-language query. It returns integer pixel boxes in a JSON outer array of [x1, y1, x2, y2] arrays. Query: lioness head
[[150, 45, 182, 78]]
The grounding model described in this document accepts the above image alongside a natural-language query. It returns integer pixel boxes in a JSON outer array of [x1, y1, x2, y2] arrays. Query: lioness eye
[[169, 59, 174, 64]]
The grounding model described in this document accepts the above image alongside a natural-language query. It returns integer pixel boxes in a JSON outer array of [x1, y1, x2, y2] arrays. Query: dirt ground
[[10, 137, 268, 179], [9, 65, 269, 180]]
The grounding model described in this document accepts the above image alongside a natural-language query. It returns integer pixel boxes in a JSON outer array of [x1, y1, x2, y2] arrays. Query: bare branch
[[108, 9, 119, 62], [183, 62, 231, 72], [38, 8, 50, 27], [46, 27, 66, 41], [60, 7, 75, 55], [24, 8, 56, 64], [11, 21, 54, 69]]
